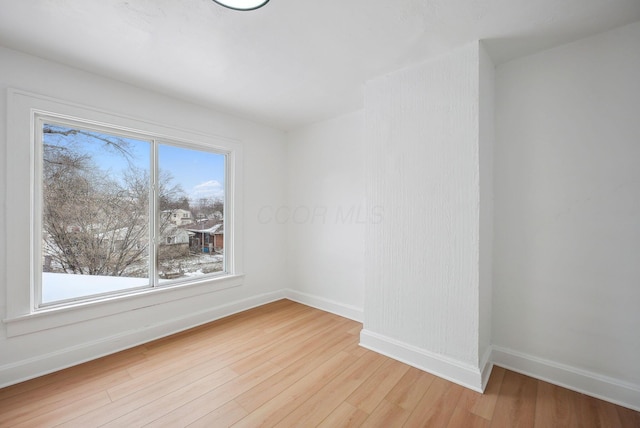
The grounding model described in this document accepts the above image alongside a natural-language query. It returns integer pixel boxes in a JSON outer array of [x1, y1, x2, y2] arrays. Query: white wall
[[285, 111, 365, 320], [0, 46, 287, 386], [361, 43, 492, 391], [493, 21, 640, 409]]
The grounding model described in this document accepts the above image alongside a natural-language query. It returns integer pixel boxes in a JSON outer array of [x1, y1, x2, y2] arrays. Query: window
[[37, 117, 228, 306], [5, 90, 243, 335]]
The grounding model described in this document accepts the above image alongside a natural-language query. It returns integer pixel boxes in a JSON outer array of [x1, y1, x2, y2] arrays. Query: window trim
[[4, 89, 244, 337]]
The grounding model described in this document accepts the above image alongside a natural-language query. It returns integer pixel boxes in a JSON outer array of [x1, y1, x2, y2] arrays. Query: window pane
[[41, 123, 151, 304], [158, 144, 225, 283]]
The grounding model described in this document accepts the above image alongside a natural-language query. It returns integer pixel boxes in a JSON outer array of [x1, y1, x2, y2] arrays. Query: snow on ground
[[42, 253, 224, 304], [42, 273, 148, 303]]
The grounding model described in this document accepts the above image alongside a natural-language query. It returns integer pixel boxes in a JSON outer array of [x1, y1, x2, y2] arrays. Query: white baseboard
[[0, 290, 286, 389], [492, 346, 640, 412], [359, 329, 485, 392], [479, 346, 494, 390], [284, 289, 363, 322]]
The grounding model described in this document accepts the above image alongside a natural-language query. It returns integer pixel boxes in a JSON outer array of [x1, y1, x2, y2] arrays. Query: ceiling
[[1, 0, 639, 130]]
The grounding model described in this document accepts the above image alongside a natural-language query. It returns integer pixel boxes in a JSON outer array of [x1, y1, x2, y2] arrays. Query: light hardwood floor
[[1, 299, 638, 427]]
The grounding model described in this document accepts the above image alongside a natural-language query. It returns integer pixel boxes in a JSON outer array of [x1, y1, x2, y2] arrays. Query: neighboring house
[[97, 225, 148, 251], [186, 220, 223, 252], [210, 223, 223, 249], [158, 224, 191, 261], [161, 225, 190, 245], [161, 209, 193, 226]]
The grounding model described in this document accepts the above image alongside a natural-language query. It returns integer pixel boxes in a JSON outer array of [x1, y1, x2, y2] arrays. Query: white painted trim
[[4, 274, 245, 337], [0, 290, 285, 389], [284, 289, 363, 322], [5, 88, 245, 329], [492, 346, 640, 412], [479, 346, 494, 391], [359, 329, 484, 392]]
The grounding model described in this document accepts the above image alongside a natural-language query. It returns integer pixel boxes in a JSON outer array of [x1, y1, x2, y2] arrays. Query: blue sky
[[43, 123, 225, 202], [159, 144, 225, 201]]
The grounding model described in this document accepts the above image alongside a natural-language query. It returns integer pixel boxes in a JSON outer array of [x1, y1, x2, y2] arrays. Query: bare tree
[[42, 123, 201, 279], [194, 197, 224, 220], [43, 148, 150, 276], [43, 124, 133, 160], [42, 125, 153, 277]]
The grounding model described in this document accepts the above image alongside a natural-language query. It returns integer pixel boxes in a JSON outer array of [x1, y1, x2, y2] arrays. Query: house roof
[[1, 1, 639, 130], [185, 221, 223, 235]]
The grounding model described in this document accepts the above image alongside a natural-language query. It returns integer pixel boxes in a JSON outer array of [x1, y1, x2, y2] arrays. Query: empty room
[[1, 0, 639, 426]]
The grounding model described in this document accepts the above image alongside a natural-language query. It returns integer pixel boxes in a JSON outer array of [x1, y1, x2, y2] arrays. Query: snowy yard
[[42, 253, 224, 304]]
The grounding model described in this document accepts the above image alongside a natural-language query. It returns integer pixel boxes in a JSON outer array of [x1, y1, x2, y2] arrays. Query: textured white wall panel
[[478, 43, 495, 365], [364, 43, 483, 369]]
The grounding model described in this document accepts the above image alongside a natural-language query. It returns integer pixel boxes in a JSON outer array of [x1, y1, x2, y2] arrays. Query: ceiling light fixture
[[212, 0, 270, 11]]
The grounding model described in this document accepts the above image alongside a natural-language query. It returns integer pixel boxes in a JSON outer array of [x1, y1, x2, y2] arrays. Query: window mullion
[[150, 140, 159, 288]]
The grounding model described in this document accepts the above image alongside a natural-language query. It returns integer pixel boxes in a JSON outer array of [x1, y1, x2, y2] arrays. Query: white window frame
[[4, 89, 244, 337]]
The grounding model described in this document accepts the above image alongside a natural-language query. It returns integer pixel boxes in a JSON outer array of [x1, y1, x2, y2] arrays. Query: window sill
[[3, 273, 244, 337]]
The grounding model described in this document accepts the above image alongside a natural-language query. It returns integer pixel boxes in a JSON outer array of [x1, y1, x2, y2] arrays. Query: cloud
[[190, 180, 224, 200]]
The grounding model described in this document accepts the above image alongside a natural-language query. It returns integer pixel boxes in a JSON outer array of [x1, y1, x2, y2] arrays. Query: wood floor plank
[[10, 391, 112, 428], [125, 326, 263, 379], [229, 314, 347, 374], [100, 365, 249, 428], [361, 399, 411, 427], [138, 302, 310, 357], [0, 347, 143, 406], [342, 340, 370, 357], [272, 350, 388, 427], [139, 301, 306, 359], [0, 367, 132, 426], [268, 317, 356, 367], [489, 370, 538, 428], [404, 377, 465, 428], [144, 361, 283, 427], [317, 402, 369, 428], [616, 404, 640, 427], [143, 300, 295, 353], [385, 366, 435, 411], [186, 400, 248, 428], [140, 305, 272, 352], [455, 366, 506, 423], [118, 306, 318, 401], [447, 406, 491, 428], [235, 332, 355, 413], [345, 357, 410, 413], [579, 394, 625, 428], [594, 398, 626, 427], [533, 380, 581, 428], [231, 350, 359, 428], [59, 367, 238, 427], [262, 305, 333, 334], [0, 344, 147, 404], [0, 300, 638, 428], [347, 324, 363, 335], [468, 365, 505, 420], [452, 388, 486, 423], [107, 346, 234, 402]]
